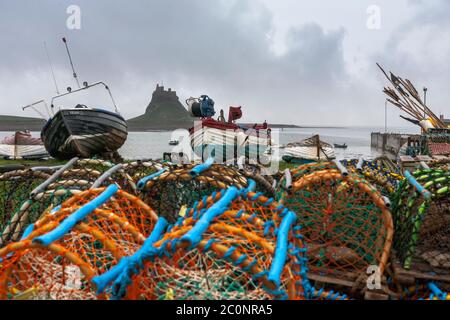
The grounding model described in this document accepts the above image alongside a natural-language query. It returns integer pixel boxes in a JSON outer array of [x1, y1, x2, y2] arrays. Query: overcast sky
[[0, 0, 448, 127]]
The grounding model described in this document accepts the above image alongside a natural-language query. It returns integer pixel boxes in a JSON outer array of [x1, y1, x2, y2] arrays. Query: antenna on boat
[[44, 41, 60, 94], [62, 37, 81, 89]]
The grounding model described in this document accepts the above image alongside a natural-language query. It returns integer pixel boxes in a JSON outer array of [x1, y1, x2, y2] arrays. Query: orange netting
[[279, 164, 394, 297], [0, 186, 157, 300], [93, 188, 308, 300]]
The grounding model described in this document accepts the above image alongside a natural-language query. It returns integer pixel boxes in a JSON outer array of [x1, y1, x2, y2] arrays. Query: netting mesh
[[279, 164, 393, 294], [60, 188, 158, 237], [121, 160, 166, 182], [48, 168, 102, 190], [105, 189, 306, 300], [0, 158, 138, 246], [237, 164, 276, 197], [139, 164, 248, 223], [391, 168, 450, 270], [0, 187, 157, 300], [342, 158, 402, 196], [75, 158, 115, 171], [1, 156, 448, 300], [0, 188, 80, 246], [428, 158, 450, 171], [0, 170, 50, 232], [399, 281, 450, 300], [0, 239, 99, 300]]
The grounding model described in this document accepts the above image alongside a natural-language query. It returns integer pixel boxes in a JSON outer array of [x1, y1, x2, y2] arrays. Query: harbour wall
[[371, 132, 412, 156]]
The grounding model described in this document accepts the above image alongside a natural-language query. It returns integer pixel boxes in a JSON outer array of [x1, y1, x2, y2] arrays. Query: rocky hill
[[127, 84, 195, 131]]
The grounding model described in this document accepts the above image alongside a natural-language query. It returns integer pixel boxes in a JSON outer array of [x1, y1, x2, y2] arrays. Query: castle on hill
[[127, 84, 195, 130]]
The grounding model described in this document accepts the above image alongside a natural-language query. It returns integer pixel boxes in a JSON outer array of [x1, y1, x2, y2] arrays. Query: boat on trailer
[[282, 134, 335, 164], [187, 96, 271, 163], [37, 82, 127, 159]]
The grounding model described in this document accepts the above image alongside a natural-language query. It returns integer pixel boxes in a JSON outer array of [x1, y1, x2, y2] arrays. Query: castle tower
[[128, 84, 194, 130]]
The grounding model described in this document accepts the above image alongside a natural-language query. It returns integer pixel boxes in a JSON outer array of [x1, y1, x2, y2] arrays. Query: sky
[[0, 0, 449, 127]]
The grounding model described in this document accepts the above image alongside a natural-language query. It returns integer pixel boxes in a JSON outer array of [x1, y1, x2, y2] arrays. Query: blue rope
[[33, 184, 118, 246], [137, 168, 167, 190]]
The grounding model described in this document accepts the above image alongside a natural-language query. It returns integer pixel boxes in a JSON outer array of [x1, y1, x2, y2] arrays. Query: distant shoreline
[[0, 126, 349, 132], [0, 114, 348, 132]]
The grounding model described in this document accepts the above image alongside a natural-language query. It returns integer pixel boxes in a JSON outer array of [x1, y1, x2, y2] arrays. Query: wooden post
[[315, 135, 320, 160]]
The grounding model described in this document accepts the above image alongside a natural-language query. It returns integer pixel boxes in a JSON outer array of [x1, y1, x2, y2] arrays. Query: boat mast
[[62, 37, 81, 89], [44, 41, 60, 94]]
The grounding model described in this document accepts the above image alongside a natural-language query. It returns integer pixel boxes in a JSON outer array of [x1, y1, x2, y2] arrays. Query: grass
[[0, 158, 65, 168], [277, 161, 298, 171]]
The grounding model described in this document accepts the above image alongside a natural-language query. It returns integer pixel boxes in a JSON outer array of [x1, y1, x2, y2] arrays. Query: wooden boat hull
[[283, 146, 335, 162], [189, 119, 271, 162], [282, 155, 316, 165], [41, 108, 127, 159]]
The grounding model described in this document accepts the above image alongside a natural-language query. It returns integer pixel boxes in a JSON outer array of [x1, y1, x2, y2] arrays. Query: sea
[[0, 126, 417, 161]]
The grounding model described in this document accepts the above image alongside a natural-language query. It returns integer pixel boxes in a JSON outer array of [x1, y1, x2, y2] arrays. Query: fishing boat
[[22, 38, 128, 160], [282, 134, 335, 164], [0, 130, 48, 159], [168, 139, 179, 146], [187, 96, 271, 163], [334, 143, 348, 149], [39, 82, 127, 160]]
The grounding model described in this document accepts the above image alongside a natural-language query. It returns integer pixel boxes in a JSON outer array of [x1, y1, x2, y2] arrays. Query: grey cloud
[[375, 0, 450, 117], [0, 0, 447, 126], [0, 0, 351, 125]]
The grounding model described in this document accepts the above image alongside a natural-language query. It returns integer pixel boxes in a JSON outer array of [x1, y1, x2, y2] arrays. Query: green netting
[[278, 165, 393, 299], [391, 168, 450, 270], [139, 163, 248, 223], [0, 170, 50, 241]]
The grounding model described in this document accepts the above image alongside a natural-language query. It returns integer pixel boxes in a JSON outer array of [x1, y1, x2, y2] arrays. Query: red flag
[[228, 106, 242, 122]]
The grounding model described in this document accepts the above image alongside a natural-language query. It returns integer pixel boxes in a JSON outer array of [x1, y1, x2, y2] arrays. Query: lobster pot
[[139, 164, 248, 223], [391, 168, 450, 272], [101, 188, 307, 300], [0, 186, 157, 300], [0, 170, 53, 247], [398, 281, 450, 300], [0, 158, 130, 247], [340, 158, 402, 196], [279, 165, 393, 297]]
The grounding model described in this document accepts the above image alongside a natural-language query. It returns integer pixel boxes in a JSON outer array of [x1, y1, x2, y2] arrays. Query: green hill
[[0, 115, 46, 131], [128, 84, 195, 131]]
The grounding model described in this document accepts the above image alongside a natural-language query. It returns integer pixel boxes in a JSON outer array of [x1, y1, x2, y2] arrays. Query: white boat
[[0, 131, 48, 159], [187, 96, 271, 162], [282, 135, 335, 164]]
